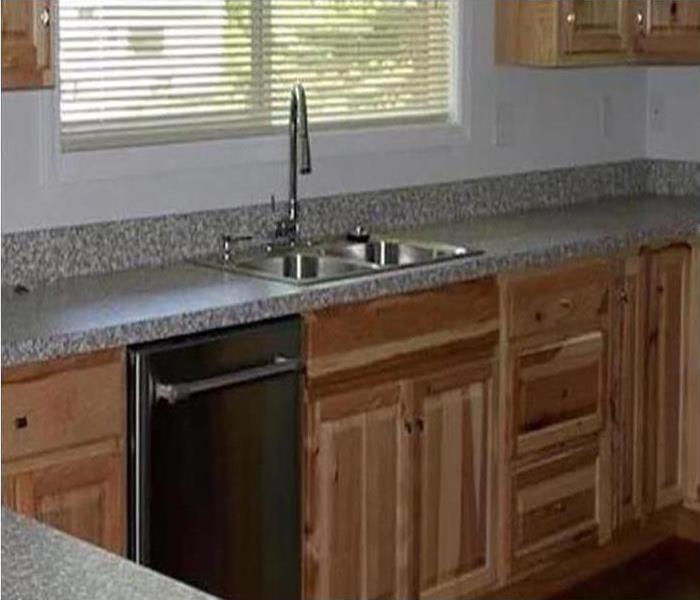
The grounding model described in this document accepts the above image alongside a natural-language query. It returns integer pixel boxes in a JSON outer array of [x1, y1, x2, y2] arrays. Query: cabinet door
[[646, 246, 691, 511], [1, 0, 53, 89], [304, 381, 413, 600], [414, 360, 497, 599], [611, 257, 645, 527], [561, 0, 631, 55], [2, 440, 125, 554], [634, 0, 700, 60]]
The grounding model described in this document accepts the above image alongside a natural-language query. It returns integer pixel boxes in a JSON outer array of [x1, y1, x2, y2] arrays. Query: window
[[58, 0, 454, 152]]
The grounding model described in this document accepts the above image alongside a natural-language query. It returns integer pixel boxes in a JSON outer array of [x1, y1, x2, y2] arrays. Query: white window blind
[[59, 0, 453, 151]]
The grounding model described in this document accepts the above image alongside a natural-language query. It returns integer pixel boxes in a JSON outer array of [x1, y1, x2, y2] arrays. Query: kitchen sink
[[195, 237, 483, 285], [324, 239, 482, 267], [223, 252, 379, 284]]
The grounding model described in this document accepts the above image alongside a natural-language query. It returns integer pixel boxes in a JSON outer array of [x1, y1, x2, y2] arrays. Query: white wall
[[1, 1, 648, 233], [646, 67, 700, 161]]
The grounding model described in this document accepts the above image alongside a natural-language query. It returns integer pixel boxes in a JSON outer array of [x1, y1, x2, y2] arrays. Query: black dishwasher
[[128, 317, 301, 600]]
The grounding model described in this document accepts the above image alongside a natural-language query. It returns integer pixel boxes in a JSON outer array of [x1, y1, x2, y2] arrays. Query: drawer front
[[305, 278, 499, 379], [513, 444, 601, 569], [513, 333, 606, 456], [505, 260, 612, 339], [2, 351, 125, 461]]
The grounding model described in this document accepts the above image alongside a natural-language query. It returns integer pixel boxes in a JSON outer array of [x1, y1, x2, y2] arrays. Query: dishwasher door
[[129, 318, 301, 600]]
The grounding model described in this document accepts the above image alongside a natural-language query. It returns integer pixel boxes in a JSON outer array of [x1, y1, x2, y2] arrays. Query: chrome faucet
[[275, 83, 311, 244]]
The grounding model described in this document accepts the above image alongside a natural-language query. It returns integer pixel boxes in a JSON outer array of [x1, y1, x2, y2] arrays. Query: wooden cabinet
[[1, 0, 54, 89], [612, 245, 693, 526], [304, 381, 413, 600], [496, 0, 700, 66], [645, 245, 691, 511], [562, 0, 632, 56], [2, 440, 124, 554], [634, 0, 700, 61], [500, 259, 614, 578], [1, 350, 126, 554], [415, 361, 497, 599], [303, 280, 500, 600]]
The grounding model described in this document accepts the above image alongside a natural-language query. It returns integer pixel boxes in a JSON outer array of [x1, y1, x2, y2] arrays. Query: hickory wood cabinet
[[1, 349, 126, 555], [1, 0, 54, 89], [499, 260, 614, 579], [613, 243, 695, 526], [303, 280, 501, 600], [496, 0, 700, 66]]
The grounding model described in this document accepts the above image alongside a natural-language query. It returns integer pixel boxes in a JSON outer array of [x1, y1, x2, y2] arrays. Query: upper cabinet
[[2, 0, 54, 89], [634, 0, 700, 61], [496, 0, 700, 67]]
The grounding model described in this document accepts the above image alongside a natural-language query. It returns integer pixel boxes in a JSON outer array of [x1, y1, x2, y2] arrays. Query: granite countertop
[[1, 509, 216, 600], [3, 194, 699, 367]]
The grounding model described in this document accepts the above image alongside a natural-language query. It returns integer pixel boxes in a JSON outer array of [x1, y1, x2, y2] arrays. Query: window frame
[[41, 0, 472, 186]]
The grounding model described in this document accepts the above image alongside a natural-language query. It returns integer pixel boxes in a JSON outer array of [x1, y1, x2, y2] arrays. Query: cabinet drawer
[[512, 444, 601, 571], [2, 351, 125, 461], [305, 279, 499, 380], [513, 333, 606, 456], [504, 260, 612, 339]]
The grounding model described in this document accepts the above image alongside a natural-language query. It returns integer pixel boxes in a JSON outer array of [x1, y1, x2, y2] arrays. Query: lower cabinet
[[2, 440, 124, 554], [1, 349, 126, 554], [510, 440, 609, 575], [415, 361, 497, 599], [304, 381, 413, 600], [645, 245, 691, 511], [613, 245, 692, 522], [304, 357, 498, 600]]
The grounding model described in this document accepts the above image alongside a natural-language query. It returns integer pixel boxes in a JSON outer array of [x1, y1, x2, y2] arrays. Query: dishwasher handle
[[154, 355, 301, 405]]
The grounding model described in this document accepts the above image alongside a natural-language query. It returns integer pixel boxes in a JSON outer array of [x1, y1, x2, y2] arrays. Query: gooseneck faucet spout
[[282, 83, 312, 244]]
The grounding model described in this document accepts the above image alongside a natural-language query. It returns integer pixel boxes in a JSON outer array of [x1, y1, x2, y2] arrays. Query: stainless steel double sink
[[199, 238, 484, 285]]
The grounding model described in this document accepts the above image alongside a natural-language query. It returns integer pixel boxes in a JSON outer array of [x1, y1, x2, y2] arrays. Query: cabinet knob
[[416, 417, 425, 434], [559, 297, 573, 310], [566, 12, 577, 25], [635, 10, 645, 26], [40, 7, 51, 28], [14, 416, 28, 430], [404, 419, 413, 435]]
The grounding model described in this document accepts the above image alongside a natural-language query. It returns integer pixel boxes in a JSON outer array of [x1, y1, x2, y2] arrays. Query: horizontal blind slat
[[59, 0, 453, 151]]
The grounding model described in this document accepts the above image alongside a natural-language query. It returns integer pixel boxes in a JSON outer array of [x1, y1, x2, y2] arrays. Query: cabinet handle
[[416, 417, 425, 434], [559, 297, 573, 309], [14, 416, 28, 430], [40, 8, 51, 28], [635, 10, 645, 27], [566, 12, 577, 25], [404, 419, 413, 435]]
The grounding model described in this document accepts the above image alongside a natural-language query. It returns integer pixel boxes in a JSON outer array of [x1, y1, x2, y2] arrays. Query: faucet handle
[[221, 234, 253, 262]]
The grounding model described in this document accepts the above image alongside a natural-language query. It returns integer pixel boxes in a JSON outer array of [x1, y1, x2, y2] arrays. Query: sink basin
[[234, 252, 378, 284], [325, 239, 482, 267]]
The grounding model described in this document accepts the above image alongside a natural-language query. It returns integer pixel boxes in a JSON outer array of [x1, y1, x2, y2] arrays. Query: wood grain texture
[[645, 245, 691, 511], [304, 279, 499, 380], [686, 241, 700, 511], [1, 0, 53, 89], [512, 333, 606, 457], [2, 349, 126, 461], [304, 381, 413, 600], [503, 259, 612, 340], [414, 360, 499, 600], [611, 256, 646, 527], [511, 442, 610, 575], [1, 349, 126, 556], [633, 0, 700, 60], [3, 438, 125, 554]]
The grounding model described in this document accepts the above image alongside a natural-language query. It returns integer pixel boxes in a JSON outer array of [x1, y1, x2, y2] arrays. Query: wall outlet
[[493, 102, 514, 147], [648, 91, 666, 133], [600, 95, 614, 139]]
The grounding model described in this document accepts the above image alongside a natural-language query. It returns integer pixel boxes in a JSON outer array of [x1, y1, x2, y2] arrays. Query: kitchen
[[1, 1, 699, 599]]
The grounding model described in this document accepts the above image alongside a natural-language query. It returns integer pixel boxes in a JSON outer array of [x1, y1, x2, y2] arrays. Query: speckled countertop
[[1, 509, 216, 600], [3, 194, 699, 367]]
